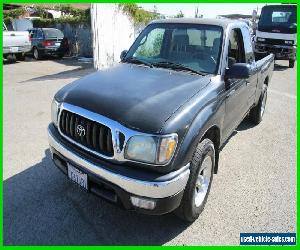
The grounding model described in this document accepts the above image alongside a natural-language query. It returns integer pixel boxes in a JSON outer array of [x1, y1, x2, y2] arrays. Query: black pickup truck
[[48, 19, 274, 222]]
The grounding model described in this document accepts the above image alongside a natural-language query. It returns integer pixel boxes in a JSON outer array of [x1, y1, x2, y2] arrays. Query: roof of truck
[[151, 18, 243, 28]]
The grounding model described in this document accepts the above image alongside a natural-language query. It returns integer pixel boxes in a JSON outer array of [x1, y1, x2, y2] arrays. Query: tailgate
[[3, 31, 30, 47]]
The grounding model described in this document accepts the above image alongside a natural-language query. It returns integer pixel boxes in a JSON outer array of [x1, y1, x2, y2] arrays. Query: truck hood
[[56, 63, 211, 133]]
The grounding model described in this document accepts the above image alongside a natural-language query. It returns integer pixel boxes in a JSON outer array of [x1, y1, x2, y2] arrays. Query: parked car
[[255, 4, 297, 68], [28, 28, 69, 59], [3, 22, 31, 61], [48, 18, 274, 222]]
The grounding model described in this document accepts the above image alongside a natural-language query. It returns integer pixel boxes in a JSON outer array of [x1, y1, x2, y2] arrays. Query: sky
[[138, 3, 269, 18]]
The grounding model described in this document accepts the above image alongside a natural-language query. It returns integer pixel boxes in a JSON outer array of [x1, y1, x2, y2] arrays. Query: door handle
[[226, 89, 236, 97], [10, 33, 16, 36], [246, 81, 250, 86]]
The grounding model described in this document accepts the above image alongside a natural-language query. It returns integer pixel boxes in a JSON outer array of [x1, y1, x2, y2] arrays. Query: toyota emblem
[[76, 125, 86, 137]]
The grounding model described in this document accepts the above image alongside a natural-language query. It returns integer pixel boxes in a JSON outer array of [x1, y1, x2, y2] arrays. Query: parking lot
[[3, 58, 296, 245]]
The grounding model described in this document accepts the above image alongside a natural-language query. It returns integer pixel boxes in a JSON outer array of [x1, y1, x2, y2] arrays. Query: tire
[[57, 53, 64, 59], [249, 84, 268, 125], [16, 53, 25, 61], [175, 138, 215, 222], [33, 47, 40, 60], [6, 54, 16, 63], [289, 59, 295, 68]]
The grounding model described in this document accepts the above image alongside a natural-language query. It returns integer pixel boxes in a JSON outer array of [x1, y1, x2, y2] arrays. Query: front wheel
[[289, 59, 295, 68], [249, 84, 268, 125], [175, 138, 215, 222]]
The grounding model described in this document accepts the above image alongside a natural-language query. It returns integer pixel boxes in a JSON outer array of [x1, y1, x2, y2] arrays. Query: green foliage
[[32, 16, 89, 27], [175, 10, 184, 18], [119, 3, 159, 25], [3, 5, 90, 27], [54, 4, 87, 17], [4, 8, 26, 19], [34, 6, 49, 18]]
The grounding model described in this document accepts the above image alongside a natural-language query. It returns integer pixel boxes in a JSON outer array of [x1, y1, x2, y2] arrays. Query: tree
[[153, 5, 157, 14], [175, 10, 184, 18], [194, 7, 203, 18]]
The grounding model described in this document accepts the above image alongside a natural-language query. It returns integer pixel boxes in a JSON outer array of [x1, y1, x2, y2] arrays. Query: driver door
[[222, 28, 250, 139]]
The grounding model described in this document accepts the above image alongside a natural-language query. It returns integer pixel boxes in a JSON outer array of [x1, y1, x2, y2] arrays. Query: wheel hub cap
[[194, 155, 212, 207], [260, 91, 267, 117]]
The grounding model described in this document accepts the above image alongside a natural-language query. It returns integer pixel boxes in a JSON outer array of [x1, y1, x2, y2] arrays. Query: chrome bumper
[[3, 45, 31, 55], [48, 127, 190, 199]]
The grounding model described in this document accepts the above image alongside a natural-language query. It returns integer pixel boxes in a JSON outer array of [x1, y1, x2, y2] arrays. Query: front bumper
[[255, 43, 296, 60], [48, 125, 190, 214]]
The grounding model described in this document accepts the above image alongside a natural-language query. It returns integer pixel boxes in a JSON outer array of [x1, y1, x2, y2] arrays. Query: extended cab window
[[241, 26, 255, 63], [227, 28, 245, 67], [126, 24, 223, 74]]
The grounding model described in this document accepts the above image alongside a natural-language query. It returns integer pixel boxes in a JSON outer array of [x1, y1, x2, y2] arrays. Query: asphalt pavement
[[3, 57, 296, 245]]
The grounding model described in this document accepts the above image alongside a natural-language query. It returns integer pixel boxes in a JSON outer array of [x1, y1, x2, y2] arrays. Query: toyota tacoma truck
[[48, 19, 274, 222]]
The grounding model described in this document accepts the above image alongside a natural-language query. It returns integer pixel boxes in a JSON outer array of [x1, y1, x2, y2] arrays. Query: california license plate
[[67, 163, 88, 190]]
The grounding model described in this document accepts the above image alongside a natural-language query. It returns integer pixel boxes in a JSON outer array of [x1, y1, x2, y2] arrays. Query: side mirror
[[120, 50, 128, 60], [225, 63, 250, 80]]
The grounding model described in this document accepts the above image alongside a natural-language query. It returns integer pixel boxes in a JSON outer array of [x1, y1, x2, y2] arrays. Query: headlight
[[285, 40, 293, 45], [125, 134, 178, 165], [51, 99, 61, 127], [257, 37, 266, 42]]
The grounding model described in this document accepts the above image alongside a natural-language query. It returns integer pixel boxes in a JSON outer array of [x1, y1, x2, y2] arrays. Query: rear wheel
[[249, 84, 267, 125], [289, 59, 295, 68], [57, 53, 64, 59], [175, 138, 215, 222], [33, 47, 40, 60]]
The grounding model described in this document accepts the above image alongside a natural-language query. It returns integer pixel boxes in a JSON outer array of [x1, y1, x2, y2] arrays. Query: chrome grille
[[59, 110, 114, 156]]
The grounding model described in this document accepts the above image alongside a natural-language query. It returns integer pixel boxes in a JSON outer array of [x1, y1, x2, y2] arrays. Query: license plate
[[10, 47, 18, 53], [55, 42, 60, 46], [67, 163, 88, 190]]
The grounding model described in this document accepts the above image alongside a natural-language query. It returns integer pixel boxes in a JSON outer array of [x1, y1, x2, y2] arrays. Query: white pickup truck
[[3, 22, 31, 61]]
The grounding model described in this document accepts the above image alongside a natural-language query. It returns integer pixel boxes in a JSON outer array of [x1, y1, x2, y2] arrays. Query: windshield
[[43, 29, 64, 39], [124, 23, 223, 74], [258, 5, 296, 31]]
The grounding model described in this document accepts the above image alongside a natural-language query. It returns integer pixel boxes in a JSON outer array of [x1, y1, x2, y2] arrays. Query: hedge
[[119, 3, 159, 25], [3, 4, 157, 28]]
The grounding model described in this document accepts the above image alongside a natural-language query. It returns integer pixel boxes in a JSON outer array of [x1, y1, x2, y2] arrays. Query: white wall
[[91, 4, 136, 70]]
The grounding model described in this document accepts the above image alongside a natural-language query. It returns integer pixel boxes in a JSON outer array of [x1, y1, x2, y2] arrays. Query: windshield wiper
[[122, 57, 153, 68], [153, 61, 205, 75]]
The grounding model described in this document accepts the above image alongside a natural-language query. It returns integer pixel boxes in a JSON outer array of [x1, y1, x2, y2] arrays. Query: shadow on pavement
[[4, 149, 188, 245], [236, 117, 256, 131], [274, 63, 289, 72], [19, 57, 95, 83], [219, 117, 255, 151]]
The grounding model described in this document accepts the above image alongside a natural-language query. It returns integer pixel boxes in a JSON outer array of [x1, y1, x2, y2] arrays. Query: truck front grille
[[59, 110, 114, 156], [264, 38, 287, 46]]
